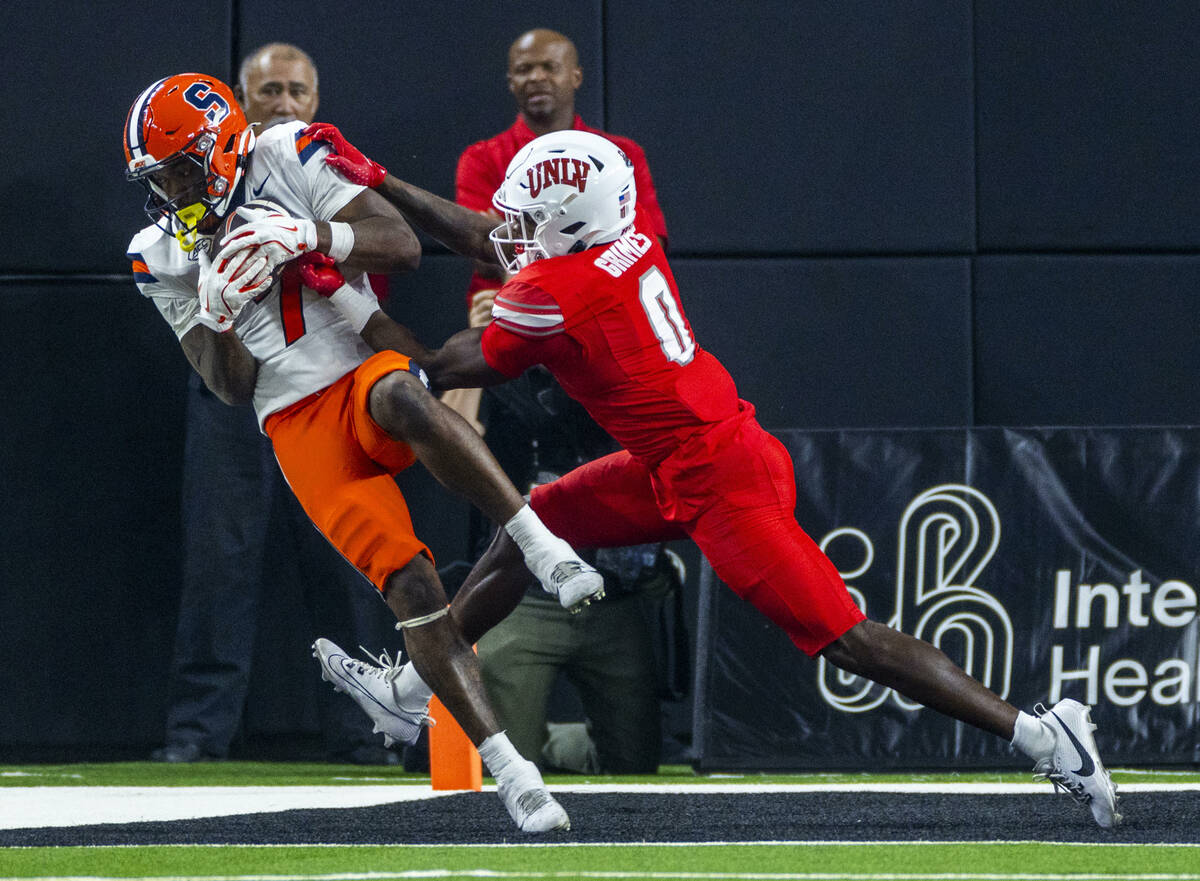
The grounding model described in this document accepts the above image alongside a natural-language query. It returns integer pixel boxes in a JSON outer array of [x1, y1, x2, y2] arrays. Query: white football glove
[[223, 201, 281, 229], [216, 210, 318, 282], [195, 247, 272, 333]]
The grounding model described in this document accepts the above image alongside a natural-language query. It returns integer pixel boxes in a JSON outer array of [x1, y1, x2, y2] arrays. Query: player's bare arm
[[304, 123, 498, 265], [212, 179, 420, 284], [293, 250, 505, 393], [328, 187, 421, 274], [424, 326, 507, 392], [374, 176, 496, 264], [180, 325, 257, 405], [358, 318, 506, 393]]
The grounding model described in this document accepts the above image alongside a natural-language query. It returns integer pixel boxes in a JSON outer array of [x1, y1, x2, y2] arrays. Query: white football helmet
[[490, 130, 636, 271]]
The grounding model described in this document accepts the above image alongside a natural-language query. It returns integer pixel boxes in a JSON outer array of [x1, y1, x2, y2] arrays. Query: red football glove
[[296, 252, 345, 296], [304, 122, 387, 188]]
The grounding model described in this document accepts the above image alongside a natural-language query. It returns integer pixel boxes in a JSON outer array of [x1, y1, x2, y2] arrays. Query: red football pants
[[531, 415, 864, 656]]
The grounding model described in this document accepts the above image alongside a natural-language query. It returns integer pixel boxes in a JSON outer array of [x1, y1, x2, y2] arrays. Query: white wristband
[[327, 221, 355, 263], [329, 284, 381, 333]]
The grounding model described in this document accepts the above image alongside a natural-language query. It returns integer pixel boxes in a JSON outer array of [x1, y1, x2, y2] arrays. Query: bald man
[[235, 42, 320, 131], [506, 28, 583, 135], [442, 28, 675, 774]]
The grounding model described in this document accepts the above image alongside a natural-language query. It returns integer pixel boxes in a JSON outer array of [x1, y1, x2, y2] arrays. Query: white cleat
[[543, 559, 605, 614], [494, 757, 571, 832], [311, 638, 432, 748], [1033, 699, 1122, 828]]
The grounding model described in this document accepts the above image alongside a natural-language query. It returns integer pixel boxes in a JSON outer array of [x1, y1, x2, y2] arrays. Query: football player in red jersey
[[301, 123, 1122, 829]]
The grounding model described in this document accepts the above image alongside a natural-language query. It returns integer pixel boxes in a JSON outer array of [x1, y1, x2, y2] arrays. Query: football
[[221, 198, 284, 234], [217, 199, 287, 286]]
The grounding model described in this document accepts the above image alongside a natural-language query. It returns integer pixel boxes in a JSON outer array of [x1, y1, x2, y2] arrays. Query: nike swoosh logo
[[333, 655, 404, 718], [252, 172, 272, 197], [1051, 709, 1096, 777]]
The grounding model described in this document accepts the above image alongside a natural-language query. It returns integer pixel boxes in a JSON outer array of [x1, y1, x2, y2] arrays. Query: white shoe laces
[[358, 646, 433, 723], [357, 646, 405, 685], [1032, 758, 1090, 803]]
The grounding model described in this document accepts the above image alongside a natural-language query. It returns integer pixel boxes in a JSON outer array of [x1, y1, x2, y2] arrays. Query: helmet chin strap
[[173, 202, 208, 252]]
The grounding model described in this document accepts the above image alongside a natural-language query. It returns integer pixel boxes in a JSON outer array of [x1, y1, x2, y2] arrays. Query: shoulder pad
[[126, 223, 165, 256], [256, 120, 305, 150]]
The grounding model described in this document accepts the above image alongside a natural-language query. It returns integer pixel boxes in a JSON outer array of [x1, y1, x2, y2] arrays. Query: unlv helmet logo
[[524, 157, 591, 198]]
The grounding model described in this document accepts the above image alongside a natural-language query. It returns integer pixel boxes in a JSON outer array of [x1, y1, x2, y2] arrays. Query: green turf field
[[2, 763, 1196, 880], [5, 841, 1200, 880]]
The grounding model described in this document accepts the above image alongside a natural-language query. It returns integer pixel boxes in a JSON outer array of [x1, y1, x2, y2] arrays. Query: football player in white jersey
[[150, 44, 401, 768], [124, 72, 601, 832]]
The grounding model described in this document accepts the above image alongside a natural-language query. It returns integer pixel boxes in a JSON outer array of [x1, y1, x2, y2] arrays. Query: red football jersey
[[480, 215, 739, 464]]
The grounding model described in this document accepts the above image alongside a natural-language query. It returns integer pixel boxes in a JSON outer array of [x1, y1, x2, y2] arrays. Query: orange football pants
[[264, 350, 431, 592]]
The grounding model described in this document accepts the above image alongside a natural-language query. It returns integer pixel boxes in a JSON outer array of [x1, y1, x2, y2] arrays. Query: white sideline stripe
[[0, 786, 457, 830], [548, 782, 1194, 794], [1, 781, 1193, 830]]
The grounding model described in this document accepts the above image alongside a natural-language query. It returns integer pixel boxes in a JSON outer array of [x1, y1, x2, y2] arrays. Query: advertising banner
[[693, 427, 1200, 769]]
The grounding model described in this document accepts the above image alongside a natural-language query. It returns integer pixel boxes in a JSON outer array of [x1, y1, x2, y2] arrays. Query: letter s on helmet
[[489, 130, 636, 272], [124, 73, 255, 250]]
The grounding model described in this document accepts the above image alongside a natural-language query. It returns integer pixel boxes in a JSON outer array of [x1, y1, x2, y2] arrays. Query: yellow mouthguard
[[174, 203, 208, 252]]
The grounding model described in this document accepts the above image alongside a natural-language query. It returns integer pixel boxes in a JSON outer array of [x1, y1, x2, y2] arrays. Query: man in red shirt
[[304, 123, 1122, 830], [456, 27, 667, 310]]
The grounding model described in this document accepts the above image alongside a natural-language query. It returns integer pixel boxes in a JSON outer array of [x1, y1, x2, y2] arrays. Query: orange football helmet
[[124, 73, 255, 251]]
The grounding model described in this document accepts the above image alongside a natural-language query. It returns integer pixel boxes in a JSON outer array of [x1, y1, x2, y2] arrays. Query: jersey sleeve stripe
[[494, 298, 560, 313], [491, 305, 564, 337], [493, 282, 560, 311], [492, 314, 563, 337], [129, 256, 157, 284], [294, 131, 322, 165], [491, 281, 564, 336]]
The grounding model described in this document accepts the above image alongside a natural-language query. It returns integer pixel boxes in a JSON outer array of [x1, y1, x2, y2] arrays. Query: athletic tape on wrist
[[327, 222, 355, 263], [394, 605, 450, 630], [329, 285, 381, 333]]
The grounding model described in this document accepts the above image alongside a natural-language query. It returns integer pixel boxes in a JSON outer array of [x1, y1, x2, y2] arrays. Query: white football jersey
[[127, 121, 382, 426]]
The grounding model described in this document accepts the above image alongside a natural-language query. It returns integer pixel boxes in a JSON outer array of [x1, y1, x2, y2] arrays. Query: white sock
[[477, 731, 522, 777], [1011, 710, 1055, 760], [504, 504, 573, 587], [393, 663, 433, 713]]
